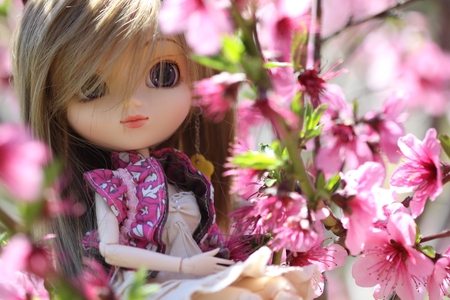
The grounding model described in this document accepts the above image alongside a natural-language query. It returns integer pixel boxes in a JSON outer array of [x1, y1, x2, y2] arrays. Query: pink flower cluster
[[390, 128, 442, 218], [352, 212, 435, 300], [315, 92, 407, 176], [159, 0, 233, 55], [0, 123, 49, 201], [0, 235, 50, 300]]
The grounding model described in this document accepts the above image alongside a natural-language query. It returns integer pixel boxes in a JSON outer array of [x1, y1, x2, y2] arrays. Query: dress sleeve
[[83, 169, 128, 223]]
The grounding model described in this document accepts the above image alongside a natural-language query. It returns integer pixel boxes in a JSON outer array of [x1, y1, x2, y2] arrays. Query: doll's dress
[[139, 193, 319, 300], [149, 190, 203, 283], [83, 149, 319, 300]]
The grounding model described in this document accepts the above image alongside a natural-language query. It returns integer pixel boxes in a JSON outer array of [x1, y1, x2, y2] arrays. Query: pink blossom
[[252, 191, 322, 252], [337, 162, 387, 255], [158, 0, 233, 55], [0, 235, 49, 300], [352, 212, 433, 300], [254, 94, 299, 137], [72, 259, 116, 300], [254, 193, 300, 230], [227, 200, 269, 262], [224, 214, 266, 262], [237, 94, 299, 140], [427, 250, 450, 300], [268, 66, 297, 106], [270, 211, 319, 252], [297, 61, 347, 108], [315, 122, 373, 176], [193, 72, 245, 122], [390, 128, 442, 218], [228, 201, 264, 236], [364, 92, 408, 163], [223, 139, 264, 198], [311, 71, 372, 175], [399, 42, 450, 116], [287, 223, 347, 272], [236, 100, 266, 140], [259, 0, 311, 61], [0, 123, 50, 201]]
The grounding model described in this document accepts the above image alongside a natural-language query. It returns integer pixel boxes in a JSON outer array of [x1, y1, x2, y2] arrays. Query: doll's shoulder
[[152, 148, 213, 187], [83, 151, 168, 221]]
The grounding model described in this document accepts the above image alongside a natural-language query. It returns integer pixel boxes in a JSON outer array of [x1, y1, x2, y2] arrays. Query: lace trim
[[117, 168, 138, 246]]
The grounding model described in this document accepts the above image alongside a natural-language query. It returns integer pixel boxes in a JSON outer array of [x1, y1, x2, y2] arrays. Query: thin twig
[[272, 250, 283, 265], [317, 200, 346, 238], [420, 229, 450, 243], [313, 0, 322, 63], [323, 0, 423, 42]]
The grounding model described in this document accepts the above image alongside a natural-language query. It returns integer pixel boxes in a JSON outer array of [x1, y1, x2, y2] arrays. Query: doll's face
[[67, 39, 191, 156]]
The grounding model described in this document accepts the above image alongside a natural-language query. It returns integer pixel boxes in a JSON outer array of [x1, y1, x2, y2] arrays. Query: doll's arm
[[95, 194, 234, 276]]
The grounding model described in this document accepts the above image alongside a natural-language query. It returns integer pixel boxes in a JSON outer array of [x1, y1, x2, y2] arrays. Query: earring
[[190, 108, 214, 180]]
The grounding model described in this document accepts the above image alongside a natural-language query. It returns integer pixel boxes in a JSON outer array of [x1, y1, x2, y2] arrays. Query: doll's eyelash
[[146, 60, 183, 89], [79, 75, 108, 101]]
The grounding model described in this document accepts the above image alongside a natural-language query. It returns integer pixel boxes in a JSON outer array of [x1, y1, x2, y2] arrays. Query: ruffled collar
[[111, 151, 147, 169]]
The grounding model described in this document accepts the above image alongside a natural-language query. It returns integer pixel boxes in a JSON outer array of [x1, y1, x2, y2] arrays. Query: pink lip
[[120, 115, 149, 129]]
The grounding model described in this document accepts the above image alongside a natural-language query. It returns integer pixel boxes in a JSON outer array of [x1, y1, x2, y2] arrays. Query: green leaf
[[306, 104, 327, 131], [0, 0, 11, 17], [191, 54, 239, 73], [315, 172, 326, 190], [300, 103, 327, 142], [352, 100, 359, 118], [0, 231, 10, 246], [231, 151, 283, 170], [418, 245, 436, 259], [325, 174, 341, 193], [241, 56, 265, 85], [291, 28, 308, 72], [20, 200, 46, 229], [270, 140, 284, 158], [263, 62, 293, 69], [265, 178, 277, 187], [303, 126, 323, 141], [415, 224, 421, 245], [290, 92, 303, 117], [44, 160, 63, 188], [222, 36, 245, 63], [127, 269, 160, 300], [439, 134, 450, 159], [49, 279, 87, 300]]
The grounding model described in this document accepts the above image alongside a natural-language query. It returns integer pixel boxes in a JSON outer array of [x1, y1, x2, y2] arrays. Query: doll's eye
[[80, 76, 108, 101], [146, 61, 180, 88]]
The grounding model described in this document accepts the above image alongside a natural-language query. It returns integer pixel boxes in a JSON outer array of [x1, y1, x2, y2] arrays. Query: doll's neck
[[136, 148, 150, 158]]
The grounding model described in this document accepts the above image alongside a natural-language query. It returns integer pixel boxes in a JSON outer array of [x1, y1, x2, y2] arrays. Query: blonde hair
[[14, 0, 234, 276]]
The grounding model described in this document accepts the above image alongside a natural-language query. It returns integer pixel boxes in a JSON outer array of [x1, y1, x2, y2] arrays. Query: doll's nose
[[127, 95, 143, 107]]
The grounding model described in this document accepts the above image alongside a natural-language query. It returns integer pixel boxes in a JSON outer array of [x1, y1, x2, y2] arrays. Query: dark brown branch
[[322, 0, 423, 42], [420, 229, 450, 243], [313, 0, 322, 64]]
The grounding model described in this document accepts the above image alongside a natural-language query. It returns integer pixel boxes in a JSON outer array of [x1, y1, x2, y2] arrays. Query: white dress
[[112, 192, 319, 300]]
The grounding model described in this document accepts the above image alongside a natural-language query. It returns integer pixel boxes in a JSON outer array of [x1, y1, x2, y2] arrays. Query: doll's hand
[[180, 248, 234, 276]]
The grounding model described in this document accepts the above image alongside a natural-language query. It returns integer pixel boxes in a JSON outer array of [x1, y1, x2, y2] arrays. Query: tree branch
[[314, 0, 322, 63], [322, 0, 423, 42], [420, 229, 450, 243]]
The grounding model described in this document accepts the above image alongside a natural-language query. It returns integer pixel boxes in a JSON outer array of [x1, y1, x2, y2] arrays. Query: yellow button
[[190, 154, 214, 180]]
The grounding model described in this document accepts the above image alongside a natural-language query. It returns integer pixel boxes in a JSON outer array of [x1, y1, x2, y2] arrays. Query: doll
[[14, 0, 317, 299]]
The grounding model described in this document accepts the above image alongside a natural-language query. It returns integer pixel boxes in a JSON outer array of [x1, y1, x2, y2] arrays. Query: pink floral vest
[[82, 148, 224, 256]]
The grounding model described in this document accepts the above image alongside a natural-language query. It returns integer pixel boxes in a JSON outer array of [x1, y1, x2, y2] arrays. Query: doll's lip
[[120, 115, 149, 128]]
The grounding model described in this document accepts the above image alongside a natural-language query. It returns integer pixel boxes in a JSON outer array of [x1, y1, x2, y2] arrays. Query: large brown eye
[[146, 61, 180, 88], [80, 75, 108, 101]]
